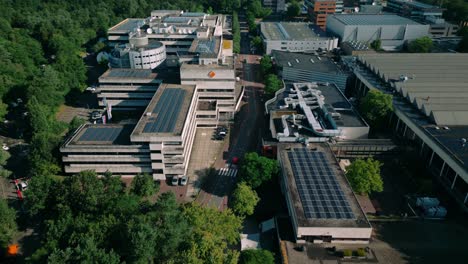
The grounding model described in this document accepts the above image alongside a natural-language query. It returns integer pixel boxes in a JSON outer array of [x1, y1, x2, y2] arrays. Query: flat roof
[[109, 18, 145, 33], [261, 22, 329, 41], [268, 82, 367, 128], [103, 69, 156, 79], [330, 14, 421, 26], [390, 0, 443, 10], [71, 124, 135, 145], [132, 84, 195, 137], [272, 50, 342, 73], [279, 144, 370, 228]]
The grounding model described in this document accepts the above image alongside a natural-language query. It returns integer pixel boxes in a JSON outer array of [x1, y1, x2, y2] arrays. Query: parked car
[[86, 86, 96, 92], [180, 176, 188, 186], [2, 144, 9, 151], [19, 181, 28, 191], [212, 135, 225, 141], [91, 111, 102, 120], [171, 176, 179, 186]]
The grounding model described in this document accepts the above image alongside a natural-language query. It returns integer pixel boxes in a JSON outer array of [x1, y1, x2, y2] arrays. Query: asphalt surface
[[196, 15, 265, 210]]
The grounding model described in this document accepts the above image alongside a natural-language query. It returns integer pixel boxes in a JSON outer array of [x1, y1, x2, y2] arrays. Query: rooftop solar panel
[[79, 127, 124, 142], [107, 69, 152, 78], [287, 149, 355, 220], [143, 88, 186, 133], [163, 17, 191, 23]]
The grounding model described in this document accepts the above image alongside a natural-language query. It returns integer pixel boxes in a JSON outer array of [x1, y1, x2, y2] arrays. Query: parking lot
[[185, 128, 227, 201]]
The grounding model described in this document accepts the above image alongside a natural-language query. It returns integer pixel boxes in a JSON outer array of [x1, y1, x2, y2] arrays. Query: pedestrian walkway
[[218, 167, 238, 178]]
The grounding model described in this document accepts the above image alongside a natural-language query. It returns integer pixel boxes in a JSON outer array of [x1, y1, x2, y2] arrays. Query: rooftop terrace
[[330, 14, 421, 26], [261, 22, 329, 41]]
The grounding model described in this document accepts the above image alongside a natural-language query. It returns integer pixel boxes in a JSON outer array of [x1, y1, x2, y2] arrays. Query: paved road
[[198, 18, 265, 209]]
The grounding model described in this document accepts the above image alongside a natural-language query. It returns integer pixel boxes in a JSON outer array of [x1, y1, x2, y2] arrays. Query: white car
[[171, 176, 179, 186], [180, 176, 188, 186], [86, 86, 96, 92], [2, 144, 9, 151]]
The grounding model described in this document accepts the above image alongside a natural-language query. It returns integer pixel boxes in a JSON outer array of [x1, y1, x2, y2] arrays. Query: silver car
[[180, 176, 188, 186], [171, 176, 179, 186]]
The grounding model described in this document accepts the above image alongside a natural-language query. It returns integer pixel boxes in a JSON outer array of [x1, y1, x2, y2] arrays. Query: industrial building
[[326, 14, 430, 50], [385, 0, 458, 37], [278, 144, 372, 243], [97, 69, 161, 110], [61, 84, 197, 180], [348, 53, 468, 212], [260, 22, 338, 55], [305, 0, 343, 30], [262, 0, 286, 13], [265, 82, 369, 143], [270, 50, 349, 91]]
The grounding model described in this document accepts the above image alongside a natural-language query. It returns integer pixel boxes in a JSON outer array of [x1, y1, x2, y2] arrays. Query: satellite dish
[[147, 28, 153, 34]]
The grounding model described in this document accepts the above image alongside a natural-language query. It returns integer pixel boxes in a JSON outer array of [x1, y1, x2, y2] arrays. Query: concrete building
[[265, 82, 369, 143], [61, 123, 152, 176], [260, 22, 338, 55], [97, 69, 161, 110], [305, 0, 342, 30], [326, 14, 430, 50], [278, 144, 372, 243], [180, 62, 241, 125], [348, 53, 468, 212], [107, 11, 226, 67], [386, 0, 445, 21], [61, 84, 197, 180], [130, 84, 197, 180], [263, 0, 286, 13], [271, 50, 349, 91]]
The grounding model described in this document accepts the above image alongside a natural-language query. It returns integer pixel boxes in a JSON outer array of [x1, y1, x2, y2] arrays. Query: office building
[[271, 50, 349, 91], [97, 69, 161, 110], [180, 63, 240, 126], [278, 144, 372, 243], [263, 0, 286, 13], [260, 22, 338, 55], [326, 14, 430, 50], [305, 0, 343, 30], [265, 82, 369, 143], [107, 11, 226, 67], [61, 84, 197, 180], [348, 53, 468, 212], [386, 0, 445, 21]]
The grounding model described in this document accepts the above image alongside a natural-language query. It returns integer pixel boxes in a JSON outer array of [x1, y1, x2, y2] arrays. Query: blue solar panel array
[[143, 88, 186, 133], [78, 127, 124, 142], [108, 69, 152, 78], [287, 149, 355, 220]]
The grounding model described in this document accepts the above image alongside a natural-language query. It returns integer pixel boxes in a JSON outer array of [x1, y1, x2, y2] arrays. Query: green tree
[[0, 148, 10, 167], [359, 89, 393, 129], [130, 173, 158, 197], [24, 174, 56, 217], [408, 36, 433, 53], [239, 249, 275, 264], [69, 116, 85, 132], [249, 0, 272, 18], [231, 182, 260, 216], [251, 36, 263, 52], [346, 158, 384, 195], [0, 100, 6, 122], [264, 74, 283, 97], [233, 11, 241, 53], [0, 199, 17, 248], [180, 203, 242, 263], [240, 152, 278, 189], [457, 27, 468, 52], [370, 39, 382, 51], [260, 55, 273, 75], [286, 1, 301, 19]]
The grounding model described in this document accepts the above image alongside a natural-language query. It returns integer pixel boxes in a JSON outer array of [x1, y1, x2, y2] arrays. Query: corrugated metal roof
[[358, 53, 468, 126]]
